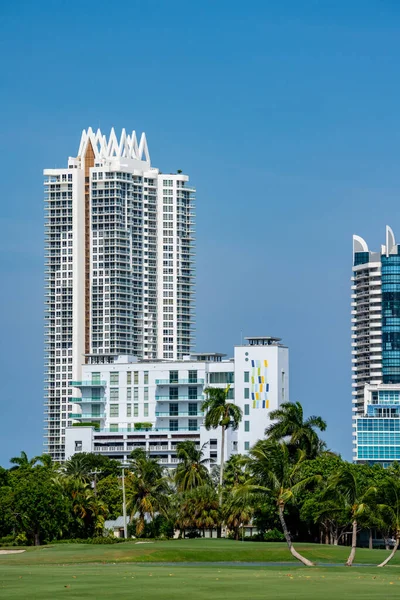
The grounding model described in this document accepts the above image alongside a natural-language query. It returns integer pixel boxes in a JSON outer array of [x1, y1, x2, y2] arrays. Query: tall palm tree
[[9, 451, 39, 470], [324, 465, 376, 566], [202, 385, 242, 502], [126, 449, 170, 536], [266, 401, 327, 458], [174, 441, 213, 492], [241, 440, 319, 566], [376, 478, 400, 567]]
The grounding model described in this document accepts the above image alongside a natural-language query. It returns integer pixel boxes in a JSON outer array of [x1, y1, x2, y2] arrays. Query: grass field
[[1, 540, 400, 599]]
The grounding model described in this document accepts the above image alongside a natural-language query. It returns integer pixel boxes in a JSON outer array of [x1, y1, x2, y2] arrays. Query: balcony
[[98, 427, 200, 433], [155, 379, 204, 385], [70, 380, 106, 387], [72, 397, 106, 403], [155, 412, 203, 417], [155, 395, 205, 401], [69, 413, 106, 419]]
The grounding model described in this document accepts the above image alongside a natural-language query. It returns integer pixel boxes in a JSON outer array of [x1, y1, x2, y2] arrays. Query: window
[[133, 403, 139, 417], [210, 451, 217, 460], [244, 388, 249, 399], [244, 404, 250, 416], [188, 386, 198, 400], [127, 371, 132, 385], [244, 441, 250, 451], [188, 419, 198, 431], [110, 372, 119, 385], [210, 439, 217, 448], [75, 441, 82, 451], [110, 424, 119, 432], [134, 371, 139, 385], [127, 404, 132, 417], [110, 388, 119, 400], [169, 419, 178, 431], [127, 388, 132, 400], [134, 388, 138, 401], [169, 387, 178, 400], [144, 403, 149, 417], [144, 371, 149, 385], [188, 370, 198, 383], [244, 421, 250, 432], [244, 371, 249, 383], [209, 372, 234, 384], [169, 370, 178, 383], [110, 404, 119, 417], [92, 372, 101, 383], [169, 402, 179, 416], [144, 388, 148, 401], [188, 402, 198, 416]]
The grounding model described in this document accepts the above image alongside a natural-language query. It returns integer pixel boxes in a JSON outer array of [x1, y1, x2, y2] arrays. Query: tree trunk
[[346, 520, 358, 566], [378, 537, 399, 568], [219, 425, 225, 505], [34, 531, 40, 546], [235, 527, 239, 541], [369, 529, 373, 550], [278, 503, 314, 567], [325, 531, 329, 545]]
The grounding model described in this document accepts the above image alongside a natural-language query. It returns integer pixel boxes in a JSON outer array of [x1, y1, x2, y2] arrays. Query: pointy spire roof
[[77, 127, 150, 164]]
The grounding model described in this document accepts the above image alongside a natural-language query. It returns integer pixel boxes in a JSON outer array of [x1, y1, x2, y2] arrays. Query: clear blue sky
[[1, 0, 399, 466]]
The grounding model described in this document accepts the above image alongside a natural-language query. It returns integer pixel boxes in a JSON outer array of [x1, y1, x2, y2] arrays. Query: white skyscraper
[[44, 128, 195, 461]]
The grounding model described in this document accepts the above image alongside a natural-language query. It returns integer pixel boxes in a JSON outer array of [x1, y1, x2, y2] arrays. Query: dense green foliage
[[1, 399, 400, 567]]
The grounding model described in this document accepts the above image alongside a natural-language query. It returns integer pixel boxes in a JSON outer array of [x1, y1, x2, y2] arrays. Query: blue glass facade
[[382, 248, 400, 383], [357, 417, 400, 461], [354, 251, 370, 266]]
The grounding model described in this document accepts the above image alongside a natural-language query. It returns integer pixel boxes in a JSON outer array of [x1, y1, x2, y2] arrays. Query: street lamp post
[[122, 466, 127, 539]]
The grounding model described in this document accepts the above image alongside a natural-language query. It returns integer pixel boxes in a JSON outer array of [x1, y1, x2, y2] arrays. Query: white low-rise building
[[65, 336, 289, 465]]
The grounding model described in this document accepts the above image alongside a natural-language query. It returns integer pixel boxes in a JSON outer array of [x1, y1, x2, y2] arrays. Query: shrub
[[263, 528, 285, 542]]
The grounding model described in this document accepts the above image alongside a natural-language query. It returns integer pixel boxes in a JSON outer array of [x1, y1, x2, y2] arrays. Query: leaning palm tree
[[266, 401, 327, 459], [324, 465, 376, 566], [202, 385, 242, 502], [174, 441, 213, 492], [376, 478, 400, 567], [241, 440, 319, 566], [126, 449, 170, 537]]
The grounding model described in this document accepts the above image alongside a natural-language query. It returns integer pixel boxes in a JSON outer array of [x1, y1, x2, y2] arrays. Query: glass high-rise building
[[44, 128, 196, 461], [352, 226, 400, 465]]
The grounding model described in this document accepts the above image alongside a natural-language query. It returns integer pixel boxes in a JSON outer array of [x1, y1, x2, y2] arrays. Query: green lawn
[[1, 564, 400, 599], [0, 539, 399, 566], [1, 540, 400, 599]]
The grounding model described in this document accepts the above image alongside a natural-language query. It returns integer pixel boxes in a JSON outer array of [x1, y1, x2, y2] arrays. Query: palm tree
[[223, 491, 254, 541], [242, 440, 319, 566], [61, 454, 91, 483], [266, 401, 327, 458], [178, 485, 221, 537], [126, 449, 170, 537], [376, 478, 400, 567], [202, 385, 242, 502], [324, 464, 376, 566], [174, 441, 213, 492], [9, 451, 39, 470]]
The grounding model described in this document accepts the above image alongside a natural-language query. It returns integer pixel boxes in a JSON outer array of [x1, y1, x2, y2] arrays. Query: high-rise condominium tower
[[44, 128, 196, 460], [352, 226, 400, 464]]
